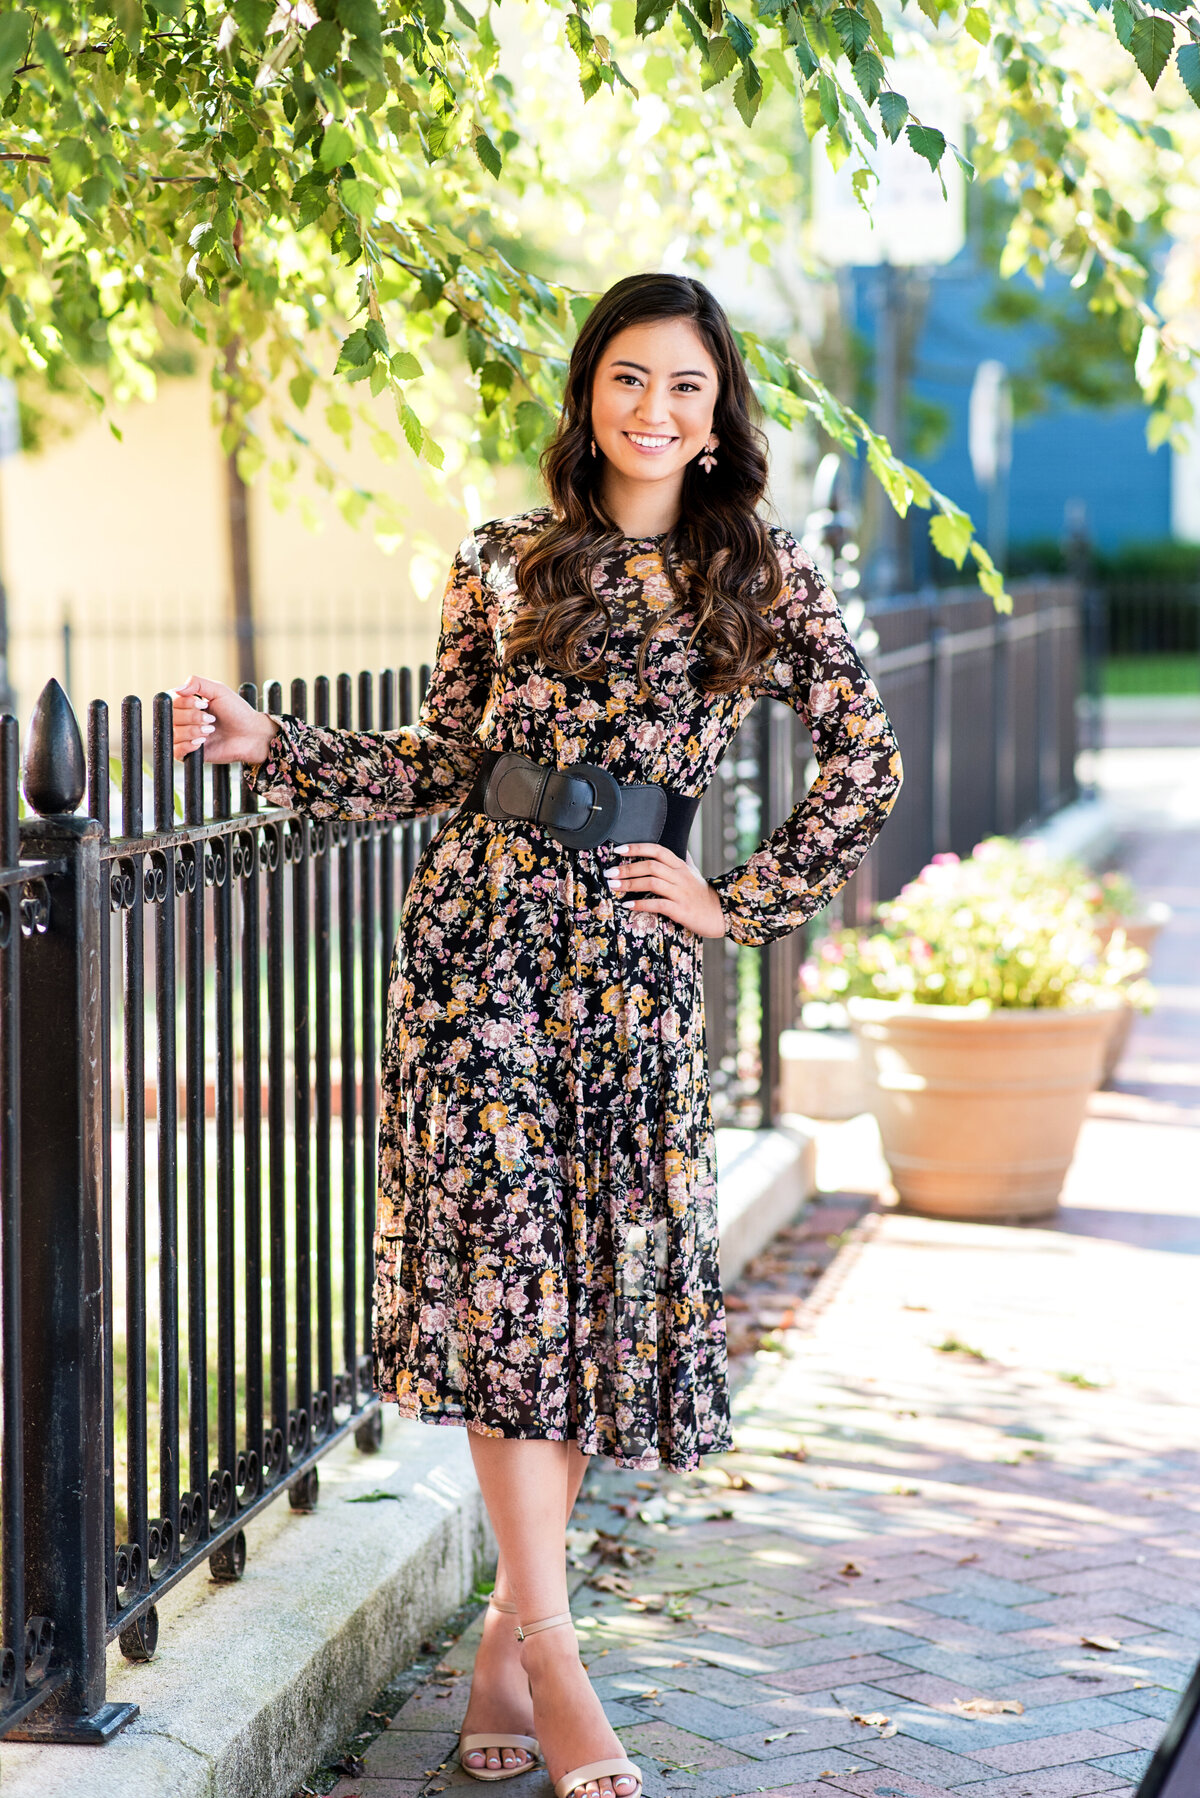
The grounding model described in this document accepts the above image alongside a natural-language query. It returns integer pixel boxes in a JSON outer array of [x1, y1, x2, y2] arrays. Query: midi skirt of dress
[[251, 509, 901, 1470]]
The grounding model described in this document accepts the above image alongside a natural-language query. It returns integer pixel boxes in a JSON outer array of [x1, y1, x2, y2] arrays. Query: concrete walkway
[[309, 757, 1200, 1798]]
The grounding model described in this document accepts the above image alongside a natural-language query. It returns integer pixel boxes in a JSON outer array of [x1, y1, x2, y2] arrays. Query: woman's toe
[[464, 1748, 487, 1768]]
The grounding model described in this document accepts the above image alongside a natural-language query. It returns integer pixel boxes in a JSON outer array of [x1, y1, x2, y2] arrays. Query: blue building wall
[[847, 257, 1173, 557]]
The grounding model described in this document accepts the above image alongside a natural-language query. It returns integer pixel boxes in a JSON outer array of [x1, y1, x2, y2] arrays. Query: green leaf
[[473, 132, 502, 177], [514, 398, 549, 450], [852, 48, 882, 105], [49, 136, 93, 197], [878, 89, 907, 141], [339, 177, 376, 217], [733, 62, 762, 123], [478, 359, 513, 414], [1111, 0, 1134, 50], [787, 11, 817, 77], [724, 13, 755, 59], [905, 121, 946, 169], [1179, 42, 1200, 105], [705, 33, 738, 82], [0, 11, 31, 96], [34, 24, 73, 96], [831, 6, 871, 59], [305, 19, 342, 70], [114, 0, 144, 53], [818, 70, 840, 126], [953, 145, 976, 183], [1130, 16, 1175, 88], [964, 6, 989, 44], [389, 350, 423, 378], [346, 1488, 402, 1503], [930, 507, 972, 567], [335, 328, 374, 370], [635, 0, 674, 31], [320, 120, 356, 168], [399, 401, 424, 453]]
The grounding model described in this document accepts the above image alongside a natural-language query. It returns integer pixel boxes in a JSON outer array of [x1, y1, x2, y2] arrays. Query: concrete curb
[[0, 1125, 815, 1798]]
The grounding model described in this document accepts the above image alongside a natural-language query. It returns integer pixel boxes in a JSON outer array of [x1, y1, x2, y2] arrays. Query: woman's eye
[[675, 382, 700, 393]]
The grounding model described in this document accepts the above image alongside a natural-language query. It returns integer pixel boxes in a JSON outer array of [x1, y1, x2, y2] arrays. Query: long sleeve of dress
[[708, 534, 902, 947], [247, 536, 495, 821]]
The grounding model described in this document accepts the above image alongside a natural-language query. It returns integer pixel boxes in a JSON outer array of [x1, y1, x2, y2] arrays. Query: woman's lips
[[623, 432, 678, 456]]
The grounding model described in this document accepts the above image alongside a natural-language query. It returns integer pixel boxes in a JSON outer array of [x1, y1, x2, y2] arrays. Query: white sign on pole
[[968, 360, 1012, 487], [811, 57, 966, 269]]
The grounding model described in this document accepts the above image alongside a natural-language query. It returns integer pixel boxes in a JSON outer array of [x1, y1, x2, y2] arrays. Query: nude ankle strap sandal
[[513, 1614, 642, 1798], [457, 1595, 541, 1783]]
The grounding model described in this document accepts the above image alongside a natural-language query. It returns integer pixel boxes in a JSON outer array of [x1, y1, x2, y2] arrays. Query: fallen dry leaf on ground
[[589, 1572, 633, 1595], [851, 1712, 898, 1736], [954, 1697, 1025, 1715], [1082, 1634, 1123, 1651], [763, 1728, 808, 1742], [839, 1561, 863, 1577]]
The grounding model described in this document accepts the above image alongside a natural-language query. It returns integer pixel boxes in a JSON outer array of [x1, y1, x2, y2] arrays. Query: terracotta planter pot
[[1093, 903, 1170, 1086], [847, 998, 1119, 1222]]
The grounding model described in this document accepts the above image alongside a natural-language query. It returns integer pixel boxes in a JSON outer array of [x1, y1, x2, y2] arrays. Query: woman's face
[[588, 318, 719, 490]]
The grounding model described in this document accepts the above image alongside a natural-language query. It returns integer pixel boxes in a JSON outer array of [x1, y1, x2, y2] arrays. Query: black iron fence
[[0, 673, 412, 1743], [0, 580, 1080, 1740]]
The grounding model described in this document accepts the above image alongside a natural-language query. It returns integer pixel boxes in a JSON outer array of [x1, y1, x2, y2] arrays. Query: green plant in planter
[[803, 839, 1148, 1013]]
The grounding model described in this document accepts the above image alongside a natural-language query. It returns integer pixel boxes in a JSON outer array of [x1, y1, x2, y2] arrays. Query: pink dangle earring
[[699, 441, 717, 473], [591, 437, 597, 458]]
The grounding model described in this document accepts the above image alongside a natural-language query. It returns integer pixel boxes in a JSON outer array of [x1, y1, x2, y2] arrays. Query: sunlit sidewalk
[[314, 762, 1199, 1798]]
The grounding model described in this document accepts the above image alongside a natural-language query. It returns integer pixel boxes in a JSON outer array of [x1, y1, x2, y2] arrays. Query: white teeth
[[628, 434, 673, 448]]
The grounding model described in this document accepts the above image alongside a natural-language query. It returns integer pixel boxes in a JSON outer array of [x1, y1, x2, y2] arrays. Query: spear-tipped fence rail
[[0, 576, 1079, 1743]]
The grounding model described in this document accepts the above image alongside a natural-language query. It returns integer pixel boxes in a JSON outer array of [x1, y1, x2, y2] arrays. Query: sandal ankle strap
[[514, 1609, 572, 1643], [487, 1595, 518, 1614]]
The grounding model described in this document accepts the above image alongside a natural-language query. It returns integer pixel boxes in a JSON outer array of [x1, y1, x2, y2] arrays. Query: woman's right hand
[[171, 674, 279, 766]]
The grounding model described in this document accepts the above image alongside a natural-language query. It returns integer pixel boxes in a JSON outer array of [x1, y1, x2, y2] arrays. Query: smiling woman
[[171, 270, 901, 1798], [507, 274, 784, 699]]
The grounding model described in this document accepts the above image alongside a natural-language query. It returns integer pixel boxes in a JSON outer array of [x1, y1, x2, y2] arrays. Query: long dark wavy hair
[[506, 273, 783, 695]]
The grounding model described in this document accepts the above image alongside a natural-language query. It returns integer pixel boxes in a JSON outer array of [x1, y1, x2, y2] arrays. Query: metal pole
[[12, 680, 136, 1741]]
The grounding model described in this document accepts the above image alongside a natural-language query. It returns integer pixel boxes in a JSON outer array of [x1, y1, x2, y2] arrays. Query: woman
[[173, 272, 901, 1798]]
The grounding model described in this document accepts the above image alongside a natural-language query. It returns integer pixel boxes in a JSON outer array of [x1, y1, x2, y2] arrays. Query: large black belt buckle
[[544, 761, 621, 849], [486, 754, 621, 850]]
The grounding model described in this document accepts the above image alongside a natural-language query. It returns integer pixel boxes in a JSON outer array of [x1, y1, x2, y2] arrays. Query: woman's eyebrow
[[609, 359, 711, 378]]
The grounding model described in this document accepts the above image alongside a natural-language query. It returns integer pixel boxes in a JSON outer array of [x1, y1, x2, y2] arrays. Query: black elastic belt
[[462, 748, 701, 859]]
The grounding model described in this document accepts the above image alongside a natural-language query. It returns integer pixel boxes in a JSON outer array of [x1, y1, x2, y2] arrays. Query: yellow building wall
[[0, 370, 487, 722]]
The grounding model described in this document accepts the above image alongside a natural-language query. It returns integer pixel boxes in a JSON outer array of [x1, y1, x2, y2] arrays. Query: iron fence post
[[10, 680, 136, 1742]]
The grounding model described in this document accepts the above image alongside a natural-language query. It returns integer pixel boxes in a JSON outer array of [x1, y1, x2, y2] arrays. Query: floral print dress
[[251, 508, 901, 1470]]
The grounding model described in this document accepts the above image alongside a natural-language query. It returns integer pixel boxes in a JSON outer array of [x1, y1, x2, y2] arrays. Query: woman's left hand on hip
[[606, 844, 727, 937]]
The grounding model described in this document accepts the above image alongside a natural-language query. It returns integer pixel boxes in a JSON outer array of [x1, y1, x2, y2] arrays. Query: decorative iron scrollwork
[[208, 1529, 246, 1583], [0, 1644, 16, 1694], [288, 1467, 320, 1513], [260, 826, 281, 873], [175, 844, 198, 895], [208, 1466, 234, 1524], [19, 878, 50, 936], [311, 1389, 331, 1439], [354, 1408, 384, 1455], [235, 1448, 260, 1507], [148, 1515, 174, 1577], [109, 858, 137, 912], [177, 1489, 205, 1550], [146, 852, 169, 904], [114, 1541, 143, 1596], [117, 1604, 159, 1664], [23, 1616, 53, 1686], [231, 829, 256, 880], [262, 1425, 286, 1482]]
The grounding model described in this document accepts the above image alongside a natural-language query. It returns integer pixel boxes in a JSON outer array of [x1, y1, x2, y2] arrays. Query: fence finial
[[22, 678, 86, 817]]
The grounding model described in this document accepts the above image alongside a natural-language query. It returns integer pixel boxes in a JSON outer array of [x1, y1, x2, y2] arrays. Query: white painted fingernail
[[613, 844, 631, 853]]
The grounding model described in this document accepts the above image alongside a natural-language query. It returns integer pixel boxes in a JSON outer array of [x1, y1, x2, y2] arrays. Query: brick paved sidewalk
[[313, 813, 1200, 1798]]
